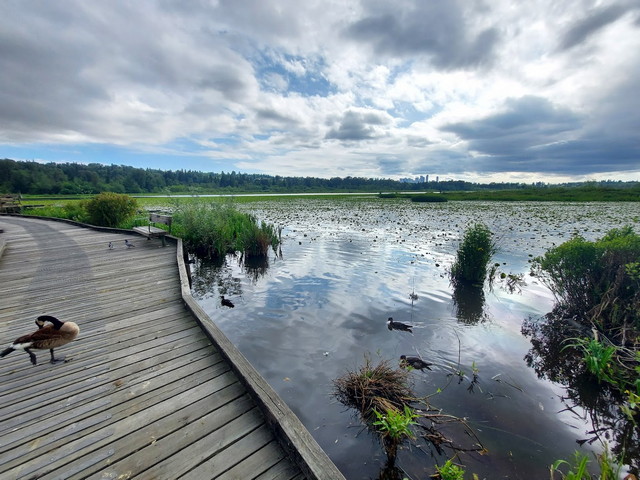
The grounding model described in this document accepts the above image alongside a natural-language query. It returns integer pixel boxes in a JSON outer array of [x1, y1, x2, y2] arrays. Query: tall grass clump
[[85, 192, 138, 227], [450, 223, 497, 288], [173, 201, 280, 258], [333, 356, 416, 467]]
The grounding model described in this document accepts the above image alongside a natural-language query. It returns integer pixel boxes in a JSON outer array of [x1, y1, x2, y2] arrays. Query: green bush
[[531, 226, 640, 337], [451, 223, 497, 287], [85, 192, 138, 228], [173, 201, 280, 258], [410, 194, 448, 202], [63, 201, 89, 222]]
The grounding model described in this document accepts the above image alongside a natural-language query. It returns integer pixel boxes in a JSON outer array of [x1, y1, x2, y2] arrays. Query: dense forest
[[0, 158, 637, 195]]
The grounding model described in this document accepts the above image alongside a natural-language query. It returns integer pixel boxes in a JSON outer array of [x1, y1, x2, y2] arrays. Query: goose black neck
[[37, 315, 64, 329]]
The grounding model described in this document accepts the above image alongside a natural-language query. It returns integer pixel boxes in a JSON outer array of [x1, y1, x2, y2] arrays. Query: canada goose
[[125, 239, 135, 248], [221, 296, 235, 308], [387, 317, 413, 333], [108, 241, 114, 249], [400, 355, 432, 371], [0, 315, 80, 365]]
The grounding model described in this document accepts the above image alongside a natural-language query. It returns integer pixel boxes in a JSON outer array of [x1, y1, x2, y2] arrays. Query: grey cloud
[[442, 94, 640, 175], [558, 2, 640, 51], [444, 96, 581, 147], [344, 1, 499, 69], [256, 107, 297, 125], [377, 157, 406, 175], [325, 110, 389, 141], [0, 1, 256, 142]]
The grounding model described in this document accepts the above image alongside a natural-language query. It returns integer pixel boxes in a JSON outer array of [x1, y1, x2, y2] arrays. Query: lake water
[[189, 199, 640, 479]]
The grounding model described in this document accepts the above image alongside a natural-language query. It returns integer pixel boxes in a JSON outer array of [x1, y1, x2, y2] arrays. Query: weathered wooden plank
[[255, 458, 308, 480], [0, 344, 222, 454], [183, 427, 281, 480], [216, 439, 289, 480], [74, 387, 255, 480], [0, 361, 234, 473], [134, 407, 266, 480], [5, 370, 242, 480], [0, 340, 212, 424], [40, 376, 248, 480], [0, 348, 213, 439]]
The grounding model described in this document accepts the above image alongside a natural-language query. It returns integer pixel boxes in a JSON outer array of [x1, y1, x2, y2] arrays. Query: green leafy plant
[[563, 338, 616, 384], [372, 405, 418, 468], [372, 405, 418, 440], [85, 192, 138, 228], [450, 223, 497, 288], [550, 448, 624, 480], [550, 451, 592, 479], [435, 459, 466, 480]]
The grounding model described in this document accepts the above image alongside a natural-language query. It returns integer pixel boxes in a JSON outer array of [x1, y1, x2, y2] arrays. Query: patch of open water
[[191, 199, 640, 479]]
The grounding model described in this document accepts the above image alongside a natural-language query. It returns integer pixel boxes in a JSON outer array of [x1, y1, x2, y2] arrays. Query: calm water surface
[[190, 199, 640, 480]]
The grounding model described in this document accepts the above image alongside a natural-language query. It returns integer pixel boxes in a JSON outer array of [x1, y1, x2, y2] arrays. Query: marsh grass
[[172, 200, 280, 258], [333, 356, 416, 468], [550, 448, 628, 480], [333, 356, 413, 419], [450, 223, 497, 288]]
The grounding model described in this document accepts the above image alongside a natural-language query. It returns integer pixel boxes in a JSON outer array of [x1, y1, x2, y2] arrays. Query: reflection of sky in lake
[[192, 200, 640, 480]]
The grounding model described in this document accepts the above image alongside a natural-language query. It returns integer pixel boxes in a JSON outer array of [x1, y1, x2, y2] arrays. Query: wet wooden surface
[[0, 216, 312, 480]]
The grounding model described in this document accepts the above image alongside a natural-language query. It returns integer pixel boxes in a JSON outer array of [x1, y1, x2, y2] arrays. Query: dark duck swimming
[[220, 296, 235, 308], [0, 315, 80, 365], [387, 317, 413, 333], [400, 355, 432, 371]]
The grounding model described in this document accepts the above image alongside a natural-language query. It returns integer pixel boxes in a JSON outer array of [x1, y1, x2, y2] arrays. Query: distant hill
[[1, 158, 637, 197]]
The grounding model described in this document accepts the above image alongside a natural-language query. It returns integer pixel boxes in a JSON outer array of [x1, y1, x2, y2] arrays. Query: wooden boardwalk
[[0, 216, 343, 480]]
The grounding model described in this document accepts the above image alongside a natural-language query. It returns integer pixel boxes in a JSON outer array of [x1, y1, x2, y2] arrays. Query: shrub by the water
[[531, 226, 640, 340], [85, 192, 138, 228], [533, 226, 640, 423], [173, 201, 280, 258], [410, 194, 448, 202], [450, 223, 497, 287]]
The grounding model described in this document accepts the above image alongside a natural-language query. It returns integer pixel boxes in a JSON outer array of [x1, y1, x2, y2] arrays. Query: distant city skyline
[[1, 1, 639, 183]]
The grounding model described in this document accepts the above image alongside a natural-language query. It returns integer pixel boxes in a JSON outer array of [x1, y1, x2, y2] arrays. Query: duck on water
[[400, 355, 432, 371], [0, 315, 80, 365], [387, 317, 413, 333]]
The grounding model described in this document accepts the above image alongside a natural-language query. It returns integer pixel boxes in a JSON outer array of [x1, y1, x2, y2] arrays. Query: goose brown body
[[1, 315, 79, 365], [14, 322, 79, 349]]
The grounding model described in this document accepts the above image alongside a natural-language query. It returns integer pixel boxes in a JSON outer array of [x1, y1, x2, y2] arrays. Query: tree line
[[0, 158, 636, 195]]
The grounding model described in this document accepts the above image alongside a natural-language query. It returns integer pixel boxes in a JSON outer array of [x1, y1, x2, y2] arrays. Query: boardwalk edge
[[176, 239, 346, 480]]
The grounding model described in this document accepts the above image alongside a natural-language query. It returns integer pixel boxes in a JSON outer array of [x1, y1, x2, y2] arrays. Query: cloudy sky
[[1, 0, 639, 182]]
